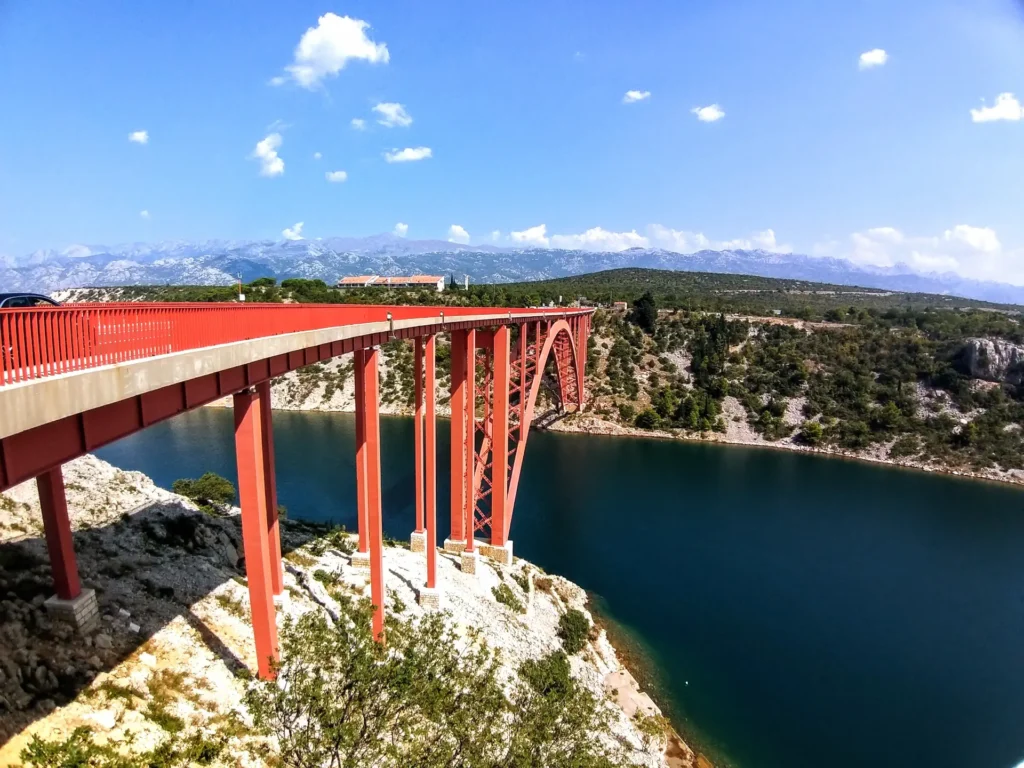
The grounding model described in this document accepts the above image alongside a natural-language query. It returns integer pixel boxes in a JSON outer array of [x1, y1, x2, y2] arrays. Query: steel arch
[[466, 317, 588, 544]]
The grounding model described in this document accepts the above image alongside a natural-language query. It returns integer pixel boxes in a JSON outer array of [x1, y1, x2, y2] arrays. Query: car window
[[1, 296, 55, 308]]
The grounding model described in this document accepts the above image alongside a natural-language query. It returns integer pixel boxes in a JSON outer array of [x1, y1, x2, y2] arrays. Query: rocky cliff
[[961, 337, 1024, 385], [0, 456, 685, 767]]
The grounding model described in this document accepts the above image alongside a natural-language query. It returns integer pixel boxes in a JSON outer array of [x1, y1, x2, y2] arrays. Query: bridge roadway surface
[[0, 302, 593, 678]]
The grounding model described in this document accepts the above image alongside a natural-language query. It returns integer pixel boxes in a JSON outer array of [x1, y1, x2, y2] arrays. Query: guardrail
[[0, 303, 587, 386]]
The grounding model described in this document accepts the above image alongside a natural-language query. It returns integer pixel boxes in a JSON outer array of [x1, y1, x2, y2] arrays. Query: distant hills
[[5, 234, 1024, 305]]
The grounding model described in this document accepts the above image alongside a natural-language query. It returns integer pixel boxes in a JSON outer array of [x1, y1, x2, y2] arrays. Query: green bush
[[20, 726, 225, 767], [172, 472, 236, 512], [492, 583, 525, 613], [634, 409, 660, 430], [798, 420, 824, 446], [557, 608, 592, 654], [244, 598, 623, 767]]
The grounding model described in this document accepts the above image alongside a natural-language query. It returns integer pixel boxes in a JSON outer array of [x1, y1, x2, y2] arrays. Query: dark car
[[0, 292, 60, 308]]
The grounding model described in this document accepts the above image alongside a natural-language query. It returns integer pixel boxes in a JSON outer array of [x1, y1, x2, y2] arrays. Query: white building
[[337, 275, 445, 292]]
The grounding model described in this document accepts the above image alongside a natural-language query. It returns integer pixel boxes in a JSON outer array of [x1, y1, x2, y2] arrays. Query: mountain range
[[5, 234, 1024, 305]]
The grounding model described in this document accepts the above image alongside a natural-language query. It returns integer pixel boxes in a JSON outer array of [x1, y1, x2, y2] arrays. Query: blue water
[[96, 407, 1024, 768]]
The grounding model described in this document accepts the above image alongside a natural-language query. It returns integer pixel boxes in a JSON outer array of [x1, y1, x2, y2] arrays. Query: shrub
[[799, 420, 824, 446], [634, 409, 660, 430], [172, 472, 236, 512], [21, 727, 225, 767], [244, 599, 622, 767], [557, 608, 592, 654], [492, 583, 525, 614]]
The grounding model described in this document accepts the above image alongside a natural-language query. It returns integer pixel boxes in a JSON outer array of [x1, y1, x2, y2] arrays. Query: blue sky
[[1, 0, 1023, 281]]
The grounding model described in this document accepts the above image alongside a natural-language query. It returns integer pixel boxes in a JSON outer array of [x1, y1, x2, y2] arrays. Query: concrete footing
[[410, 531, 427, 553], [417, 586, 441, 609], [443, 538, 466, 554], [350, 550, 370, 569], [45, 589, 99, 634], [478, 540, 514, 566], [460, 551, 480, 575]]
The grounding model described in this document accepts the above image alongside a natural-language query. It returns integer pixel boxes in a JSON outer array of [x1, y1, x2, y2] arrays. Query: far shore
[[205, 396, 1024, 491]]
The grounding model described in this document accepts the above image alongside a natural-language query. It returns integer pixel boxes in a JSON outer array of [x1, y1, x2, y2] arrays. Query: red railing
[[0, 303, 586, 386]]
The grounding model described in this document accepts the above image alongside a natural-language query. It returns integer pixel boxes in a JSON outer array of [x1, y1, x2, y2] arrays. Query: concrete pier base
[[443, 538, 467, 554], [410, 531, 427, 553], [45, 589, 99, 634], [350, 550, 371, 569], [478, 540, 513, 566], [417, 586, 441, 609], [460, 551, 480, 575]]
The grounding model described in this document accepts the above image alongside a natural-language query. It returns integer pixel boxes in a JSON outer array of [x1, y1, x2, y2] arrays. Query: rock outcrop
[[961, 337, 1024, 385], [0, 455, 685, 766]]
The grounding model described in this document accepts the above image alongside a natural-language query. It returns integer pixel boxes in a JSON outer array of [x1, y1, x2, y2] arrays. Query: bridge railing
[[0, 303, 586, 386]]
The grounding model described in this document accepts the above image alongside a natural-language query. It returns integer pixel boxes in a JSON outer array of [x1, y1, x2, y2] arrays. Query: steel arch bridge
[[0, 302, 592, 679]]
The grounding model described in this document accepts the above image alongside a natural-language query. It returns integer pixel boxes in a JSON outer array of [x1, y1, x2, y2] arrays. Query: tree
[[799, 420, 824, 446], [627, 291, 657, 334], [634, 409, 660, 430], [557, 609, 592, 654], [248, 276, 277, 287], [244, 597, 624, 768], [172, 472, 236, 511]]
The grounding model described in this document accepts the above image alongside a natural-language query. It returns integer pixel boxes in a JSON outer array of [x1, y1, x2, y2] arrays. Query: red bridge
[[0, 303, 593, 677]]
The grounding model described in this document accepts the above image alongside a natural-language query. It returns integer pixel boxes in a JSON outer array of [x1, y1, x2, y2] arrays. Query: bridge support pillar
[[354, 348, 385, 641], [233, 388, 279, 680], [418, 337, 440, 610], [449, 330, 467, 546], [424, 334, 438, 594], [463, 328, 477, 554], [491, 326, 511, 548], [410, 337, 426, 553], [37, 466, 99, 633], [478, 540, 514, 566], [37, 466, 80, 601], [257, 381, 283, 595], [354, 349, 370, 562]]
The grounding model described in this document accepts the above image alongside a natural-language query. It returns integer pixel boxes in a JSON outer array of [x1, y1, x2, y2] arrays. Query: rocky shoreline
[[0, 456, 693, 767], [542, 411, 1024, 489]]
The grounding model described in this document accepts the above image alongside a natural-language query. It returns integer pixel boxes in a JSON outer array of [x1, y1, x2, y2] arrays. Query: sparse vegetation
[[243, 599, 624, 768], [557, 608, 592, 654], [492, 582, 526, 614], [171, 473, 236, 514]]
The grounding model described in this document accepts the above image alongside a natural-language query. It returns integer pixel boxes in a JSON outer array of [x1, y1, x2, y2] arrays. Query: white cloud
[[649, 224, 791, 253], [384, 146, 432, 163], [313, 151, 322, 159], [970, 93, 1024, 123], [510, 224, 550, 248], [128, 130, 149, 145], [139, 210, 150, 220], [623, 90, 651, 104], [252, 133, 285, 177], [448, 225, 471, 244], [373, 102, 412, 127], [858, 48, 888, 70], [815, 224, 1022, 283], [276, 13, 389, 90], [282, 222, 305, 241], [393, 222, 409, 237], [691, 104, 725, 122], [551, 227, 649, 251], [943, 224, 1001, 252], [491, 230, 502, 241], [325, 170, 348, 182], [351, 118, 366, 130]]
